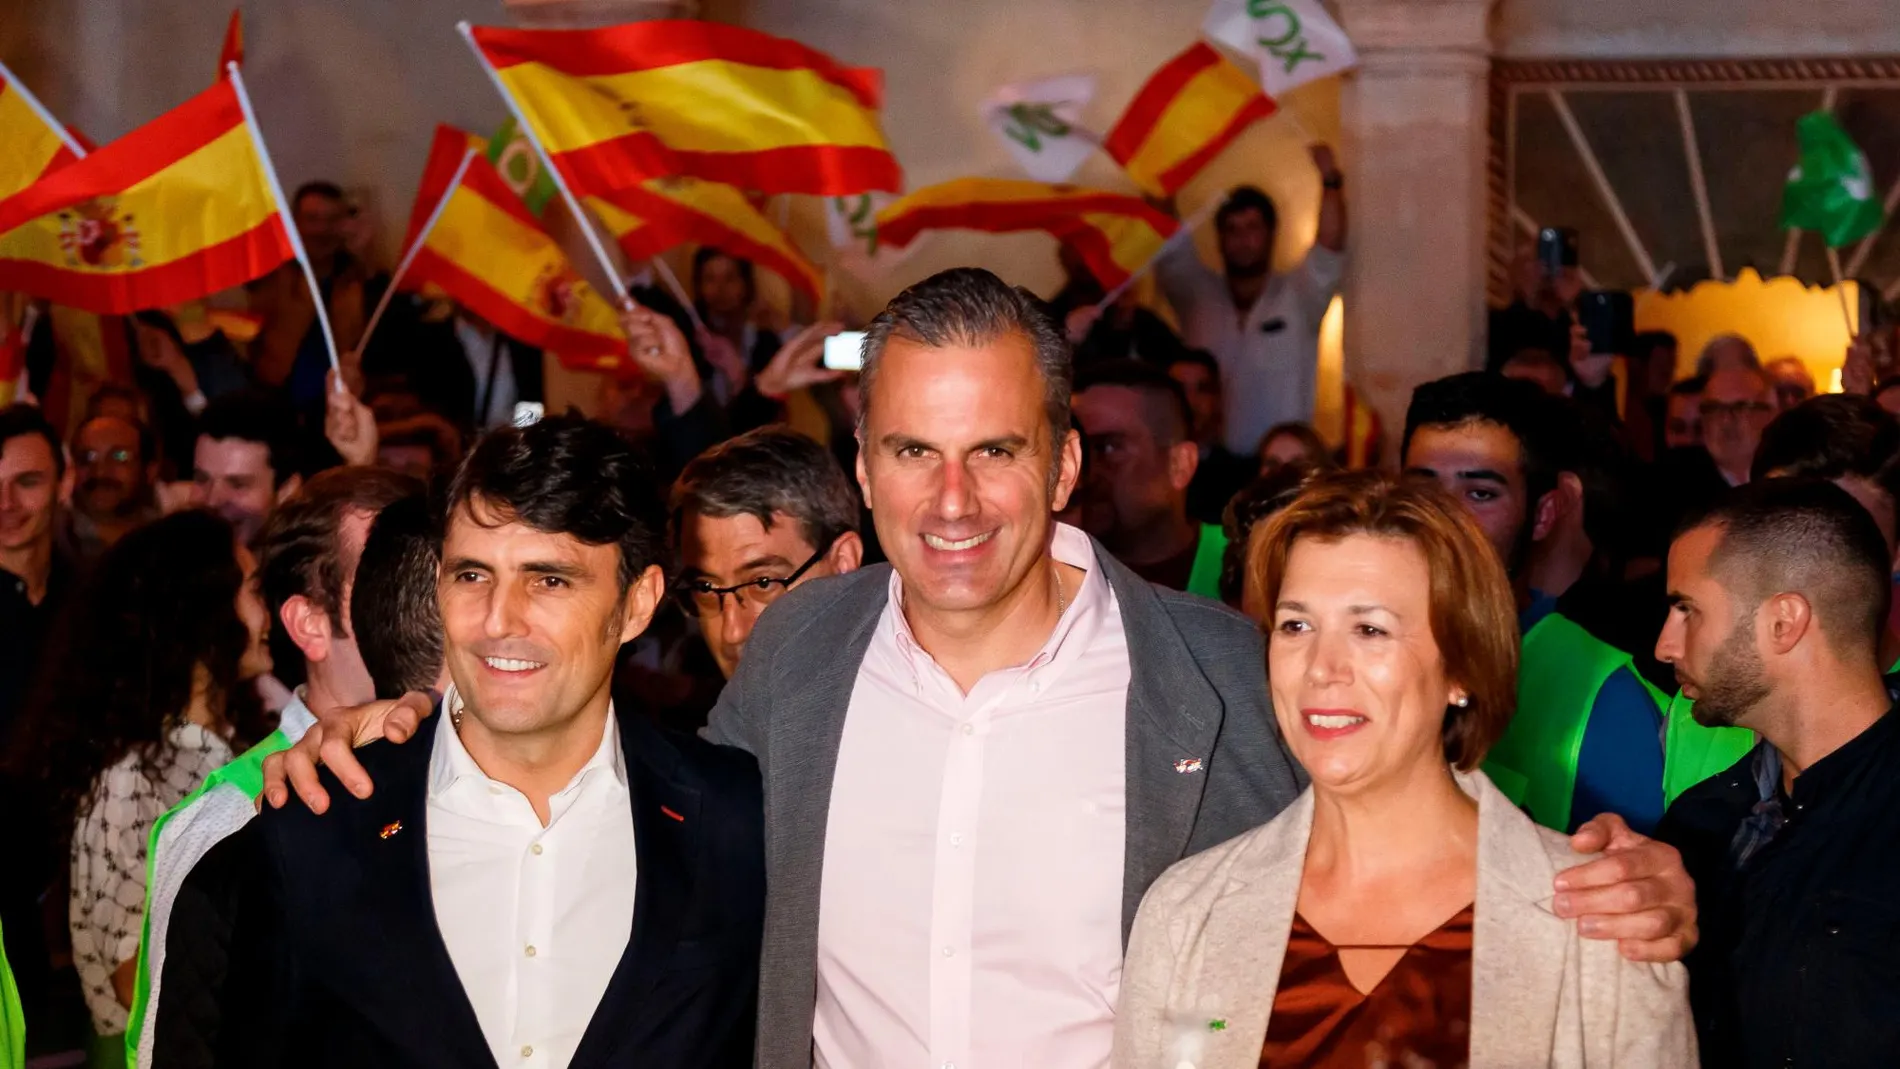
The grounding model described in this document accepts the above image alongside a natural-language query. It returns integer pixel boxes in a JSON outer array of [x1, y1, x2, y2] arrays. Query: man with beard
[[68, 414, 159, 557], [1655, 478, 1900, 1068], [1156, 145, 1347, 457], [1403, 372, 1667, 833]]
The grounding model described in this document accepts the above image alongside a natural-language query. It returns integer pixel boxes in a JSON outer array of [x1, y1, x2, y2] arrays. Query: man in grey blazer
[[270, 267, 1700, 1069]]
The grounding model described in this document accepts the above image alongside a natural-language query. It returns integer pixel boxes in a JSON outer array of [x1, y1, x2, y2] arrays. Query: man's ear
[[1050, 425, 1084, 513], [1530, 472, 1581, 543], [1167, 439, 1200, 494], [1763, 592, 1815, 656], [828, 531, 865, 575], [618, 564, 666, 644], [279, 594, 333, 664], [854, 435, 871, 510], [275, 473, 303, 504]]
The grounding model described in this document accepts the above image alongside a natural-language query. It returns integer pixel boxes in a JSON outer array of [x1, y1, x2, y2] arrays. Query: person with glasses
[[1699, 365, 1780, 488], [69, 414, 160, 559], [670, 426, 864, 680]]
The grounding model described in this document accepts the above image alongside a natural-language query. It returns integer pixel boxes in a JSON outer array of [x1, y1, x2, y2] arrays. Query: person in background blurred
[[694, 249, 782, 403], [1487, 244, 1581, 374], [1258, 421, 1333, 477], [7, 510, 268, 1061], [1217, 464, 1316, 614], [1166, 349, 1254, 526], [1878, 378, 1900, 417], [68, 415, 159, 559], [1113, 470, 1694, 1069], [1663, 375, 1705, 451], [1157, 145, 1348, 456], [1048, 244, 1187, 371], [0, 405, 74, 744], [190, 392, 304, 546], [1700, 365, 1779, 487], [1695, 333, 1760, 376], [1073, 360, 1228, 598], [1762, 356, 1815, 410], [1500, 346, 1570, 396], [249, 183, 384, 416]]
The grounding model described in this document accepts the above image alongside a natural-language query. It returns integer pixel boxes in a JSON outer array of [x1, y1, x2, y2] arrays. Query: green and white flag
[[1781, 110, 1883, 249], [981, 75, 1099, 184], [1204, 0, 1357, 97], [486, 117, 557, 217]]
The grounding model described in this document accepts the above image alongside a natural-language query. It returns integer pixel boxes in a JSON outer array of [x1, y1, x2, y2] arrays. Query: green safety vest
[[1, 916, 22, 1069], [124, 728, 292, 1069], [1660, 692, 1757, 809], [1186, 523, 1228, 601], [1484, 612, 1666, 833]]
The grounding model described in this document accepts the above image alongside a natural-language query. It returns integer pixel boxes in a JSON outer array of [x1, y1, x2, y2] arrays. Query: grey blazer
[[1111, 769, 1697, 1069], [704, 540, 1305, 1069]]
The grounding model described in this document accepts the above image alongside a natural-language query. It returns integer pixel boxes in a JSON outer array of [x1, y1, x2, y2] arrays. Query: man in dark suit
[[202, 416, 763, 1069]]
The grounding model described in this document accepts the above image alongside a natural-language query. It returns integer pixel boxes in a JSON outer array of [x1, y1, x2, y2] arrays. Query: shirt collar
[[1786, 702, 1899, 809], [277, 689, 318, 744], [427, 684, 627, 801], [882, 522, 1110, 686]]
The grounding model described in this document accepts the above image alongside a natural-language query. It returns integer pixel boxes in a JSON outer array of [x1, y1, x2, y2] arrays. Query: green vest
[[1660, 692, 1757, 809], [1186, 523, 1228, 601], [1, 916, 22, 1069], [124, 728, 292, 1069], [1484, 612, 1665, 833]]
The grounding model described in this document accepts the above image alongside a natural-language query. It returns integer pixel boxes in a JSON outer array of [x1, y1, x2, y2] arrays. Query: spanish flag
[[400, 126, 628, 368], [0, 79, 295, 315], [467, 20, 900, 196], [1104, 43, 1276, 197], [874, 178, 1178, 290], [217, 10, 244, 77], [0, 62, 84, 213], [587, 177, 822, 306]]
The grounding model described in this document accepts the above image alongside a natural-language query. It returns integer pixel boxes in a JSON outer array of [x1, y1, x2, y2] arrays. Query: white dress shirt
[[1156, 240, 1345, 455], [428, 689, 638, 1069], [815, 523, 1132, 1069], [457, 316, 520, 428]]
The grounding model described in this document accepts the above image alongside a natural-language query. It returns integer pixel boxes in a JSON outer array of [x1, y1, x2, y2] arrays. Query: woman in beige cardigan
[[1113, 471, 1694, 1069]]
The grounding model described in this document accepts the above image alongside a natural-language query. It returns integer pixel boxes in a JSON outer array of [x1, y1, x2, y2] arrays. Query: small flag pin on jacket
[[1174, 758, 1204, 774], [379, 821, 403, 840]]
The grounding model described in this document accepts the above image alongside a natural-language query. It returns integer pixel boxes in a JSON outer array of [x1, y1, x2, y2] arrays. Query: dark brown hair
[[1247, 469, 1519, 770]]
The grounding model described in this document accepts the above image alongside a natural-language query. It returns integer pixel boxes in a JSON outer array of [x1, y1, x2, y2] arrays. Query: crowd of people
[[0, 144, 1896, 1069]]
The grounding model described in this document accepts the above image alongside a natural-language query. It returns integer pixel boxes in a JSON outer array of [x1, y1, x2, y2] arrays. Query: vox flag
[[874, 177, 1177, 290], [468, 20, 900, 197], [399, 126, 628, 366], [1104, 43, 1276, 197], [1781, 110, 1884, 249], [587, 177, 822, 306], [982, 75, 1099, 184], [1204, 0, 1358, 96], [0, 79, 294, 315]]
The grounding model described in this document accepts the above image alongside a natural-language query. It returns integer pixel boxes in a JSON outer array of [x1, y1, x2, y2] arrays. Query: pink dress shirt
[[815, 523, 1132, 1069]]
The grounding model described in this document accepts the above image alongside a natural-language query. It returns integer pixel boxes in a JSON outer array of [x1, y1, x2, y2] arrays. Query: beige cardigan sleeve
[[1605, 949, 1699, 1067]]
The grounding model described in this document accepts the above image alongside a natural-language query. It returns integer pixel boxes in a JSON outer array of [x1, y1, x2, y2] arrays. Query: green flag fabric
[[1780, 110, 1883, 249], [486, 117, 557, 217]]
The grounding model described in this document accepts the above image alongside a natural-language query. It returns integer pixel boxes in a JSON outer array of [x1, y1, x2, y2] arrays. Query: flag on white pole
[[1204, 0, 1357, 97], [981, 75, 1099, 184]]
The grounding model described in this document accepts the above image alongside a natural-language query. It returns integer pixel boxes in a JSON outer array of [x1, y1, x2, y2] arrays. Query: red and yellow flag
[[217, 10, 245, 78], [0, 80, 294, 315], [469, 20, 900, 197], [874, 178, 1178, 290], [1104, 43, 1276, 197], [0, 63, 84, 216], [587, 177, 821, 305], [400, 126, 628, 368]]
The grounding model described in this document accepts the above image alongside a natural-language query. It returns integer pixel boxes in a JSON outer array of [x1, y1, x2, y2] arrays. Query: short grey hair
[[858, 267, 1073, 456], [670, 425, 859, 554]]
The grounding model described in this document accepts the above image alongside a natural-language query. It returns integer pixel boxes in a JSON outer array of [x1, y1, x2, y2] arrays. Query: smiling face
[[0, 433, 62, 556], [438, 498, 659, 739], [857, 330, 1080, 621], [1268, 532, 1461, 794], [1403, 421, 1529, 569], [195, 436, 279, 545]]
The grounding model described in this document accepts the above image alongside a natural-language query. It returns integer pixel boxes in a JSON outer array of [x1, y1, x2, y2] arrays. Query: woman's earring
[[1452, 694, 1470, 708]]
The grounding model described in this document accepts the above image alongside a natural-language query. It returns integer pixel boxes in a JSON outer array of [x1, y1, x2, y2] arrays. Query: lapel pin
[[1174, 758, 1204, 775], [379, 821, 403, 840], [660, 805, 686, 823]]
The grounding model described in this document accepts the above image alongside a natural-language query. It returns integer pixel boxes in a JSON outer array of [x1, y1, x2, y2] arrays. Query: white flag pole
[[0, 60, 86, 158], [457, 21, 631, 307], [229, 63, 342, 385], [1093, 197, 1222, 313], [356, 146, 478, 361]]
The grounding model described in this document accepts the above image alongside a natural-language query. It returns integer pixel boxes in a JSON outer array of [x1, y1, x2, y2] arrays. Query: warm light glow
[[1635, 268, 1858, 387], [1314, 293, 1346, 446]]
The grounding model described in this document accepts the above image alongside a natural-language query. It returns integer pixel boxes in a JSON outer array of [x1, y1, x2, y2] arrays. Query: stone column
[[1333, 0, 1494, 464]]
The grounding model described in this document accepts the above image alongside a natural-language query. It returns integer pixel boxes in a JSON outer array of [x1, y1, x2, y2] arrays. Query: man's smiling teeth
[[923, 531, 995, 551], [1306, 713, 1365, 729], [485, 656, 545, 672]]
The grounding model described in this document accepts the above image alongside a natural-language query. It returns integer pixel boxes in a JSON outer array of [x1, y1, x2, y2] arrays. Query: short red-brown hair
[[1246, 469, 1519, 770]]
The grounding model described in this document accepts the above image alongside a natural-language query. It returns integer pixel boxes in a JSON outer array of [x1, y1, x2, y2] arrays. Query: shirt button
[[941, 946, 954, 957], [524, 945, 537, 958], [1826, 924, 1842, 936], [1029, 680, 1042, 694], [950, 833, 964, 847], [530, 843, 544, 856], [960, 723, 975, 736], [521, 1046, 534, 1058]]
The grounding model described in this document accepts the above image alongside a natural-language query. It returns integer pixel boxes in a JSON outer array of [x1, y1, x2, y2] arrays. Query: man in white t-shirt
[[1155, 143, 1348, 457]]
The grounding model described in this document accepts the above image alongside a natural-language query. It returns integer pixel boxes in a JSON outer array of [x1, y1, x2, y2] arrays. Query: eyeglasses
[[1700, 400, 1773, 422], [673, 546, 827, 618], [77, 447, 135, 466]]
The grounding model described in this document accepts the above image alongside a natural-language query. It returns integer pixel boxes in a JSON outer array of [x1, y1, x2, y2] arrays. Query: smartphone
[[511, 401, 545, 428], [1576, 290, 1634, 356], [823, 331, 868, 372], [1537, 227, 1579, 276]]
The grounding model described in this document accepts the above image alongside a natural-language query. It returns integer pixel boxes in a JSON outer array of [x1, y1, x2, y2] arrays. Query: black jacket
[[162, 706, 763, 1069]]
